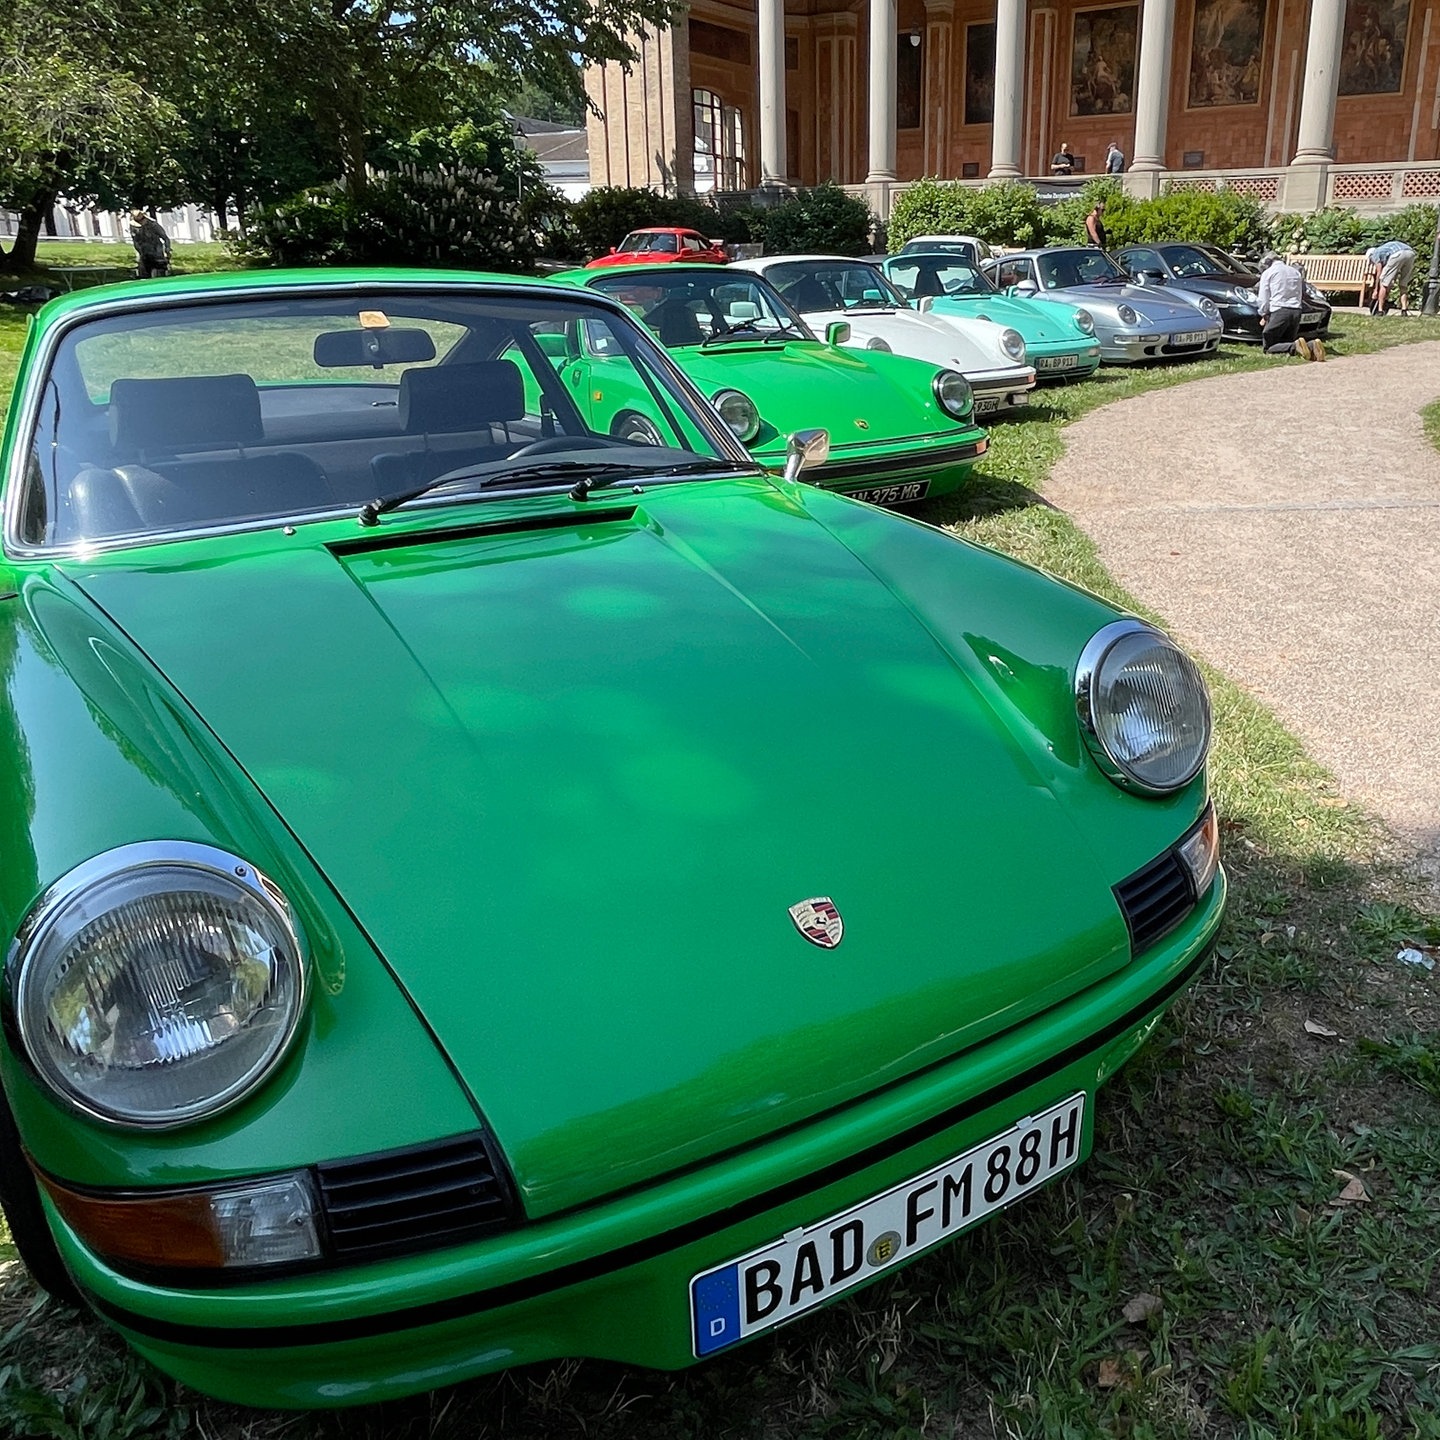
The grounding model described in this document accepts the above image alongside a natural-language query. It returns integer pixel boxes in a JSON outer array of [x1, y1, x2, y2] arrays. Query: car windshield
[[759, 261, 907, 312], [1037, 250, 1129, 288], [901, 239, 981, 263], [1163, 245, 1232, 278], [1198, 243, 1250, 273], [884, 257, 996, 299], [15, 287, 737, 550], [619, 231, 680, 253], [586, 270, 813, 347]]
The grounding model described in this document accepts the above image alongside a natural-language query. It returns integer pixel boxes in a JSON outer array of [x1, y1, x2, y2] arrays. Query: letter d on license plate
[[690, 1093, 1085, 1356]]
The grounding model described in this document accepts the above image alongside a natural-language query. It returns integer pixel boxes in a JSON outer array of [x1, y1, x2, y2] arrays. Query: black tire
[[612, 412, 665, 446], [0, 1082, 81, 1305]]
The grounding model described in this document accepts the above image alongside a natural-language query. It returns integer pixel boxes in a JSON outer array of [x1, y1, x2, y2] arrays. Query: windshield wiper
[[700, 319, 802, 346]]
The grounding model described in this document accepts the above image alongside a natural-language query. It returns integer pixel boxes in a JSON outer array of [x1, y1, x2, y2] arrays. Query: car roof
[[554, 261, 753, 284], [624, 227, 706, 237], [741, 254, 882, 266]]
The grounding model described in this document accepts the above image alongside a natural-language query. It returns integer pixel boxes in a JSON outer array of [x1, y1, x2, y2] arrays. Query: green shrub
[[756, 182, 874, 255], [1103, 186, 1269, 253], [1364, 203, 1439, 257], [887, 179, 1047, 250], [1268, 205, 1369, 256], [233, 165, 575, 271]]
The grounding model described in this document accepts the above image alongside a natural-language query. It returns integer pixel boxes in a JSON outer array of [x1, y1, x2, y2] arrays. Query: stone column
[[758, 0, 788, 185], [1284, 0, 1345, 209], [989, 0, 1026, 179], [1125, 0, 1174, 198], [923, 0, 956, 177], [867, 0, 898, 182]]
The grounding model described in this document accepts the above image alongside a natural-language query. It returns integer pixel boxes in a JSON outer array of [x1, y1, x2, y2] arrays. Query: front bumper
[[801, 432, 990, 500], [1223, 304, 1331, 342], [1102, 323, 1223, 363], [1029, 340, 1103, 381], [63, 871, 1224, 1409], [968, 364, 1037, 415]]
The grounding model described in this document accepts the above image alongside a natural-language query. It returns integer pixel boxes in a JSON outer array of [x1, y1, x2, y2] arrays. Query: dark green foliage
[[888, 179, 1049, 250], [753, 182, 875, 255], [231, 166, 574, 272], [1269, 202, 1439, 258]]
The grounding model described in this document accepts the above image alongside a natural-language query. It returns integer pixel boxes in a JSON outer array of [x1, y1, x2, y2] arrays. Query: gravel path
[[1047, 341, 1440, 899]]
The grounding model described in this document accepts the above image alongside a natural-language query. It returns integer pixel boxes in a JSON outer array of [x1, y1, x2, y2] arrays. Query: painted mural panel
[[1339, 0, 1411, 94], [1070, 6, 1138, 116], [964, 23, 995, 126], [1187, 0, 1268, 108]]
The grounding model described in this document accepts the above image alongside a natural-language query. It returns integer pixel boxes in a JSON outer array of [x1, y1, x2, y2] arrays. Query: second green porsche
[[551, 263, 988, 506]]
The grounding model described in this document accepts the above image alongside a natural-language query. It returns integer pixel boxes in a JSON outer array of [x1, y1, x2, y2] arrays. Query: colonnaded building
[[585, 0, 1440, 215]]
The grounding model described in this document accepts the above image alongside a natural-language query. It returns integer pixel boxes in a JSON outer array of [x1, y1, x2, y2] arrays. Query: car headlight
[[1074, 620, 1212, 793], [1072, 308, 1096, 335], [1117, 304, 1140, 326], [1304, 286, 1326, 306], [1197, 297, 1219, 318], [932, 369, 973, 419], [1233, 286, 1259, 304], [11, 842, 307, 1128], [999, 327, 1026, 361], [712, 389, 760, 443], [866, 337, 892, 352]]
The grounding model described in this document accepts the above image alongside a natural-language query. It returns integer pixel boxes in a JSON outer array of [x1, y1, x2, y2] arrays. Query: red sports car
[[586, 227, 729, 268]]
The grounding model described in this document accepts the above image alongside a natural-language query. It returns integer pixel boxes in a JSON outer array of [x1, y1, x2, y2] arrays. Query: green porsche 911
[[552, 261, 990, 507], [0, 269, 1221, 1409]]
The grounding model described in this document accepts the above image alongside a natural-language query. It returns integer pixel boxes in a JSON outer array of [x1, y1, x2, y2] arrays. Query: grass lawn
[[0, 310, 1438, 1439]]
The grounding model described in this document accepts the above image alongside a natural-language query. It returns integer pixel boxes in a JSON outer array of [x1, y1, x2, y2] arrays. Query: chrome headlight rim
[[932, 369, 973, 419], [1117, 303, 1140, 326], [1074, 618, 1212, 795], [711, 388, 761, 443], [1072, 307, 1096, 335], [1197, 296, 1220, 319], [10, 841, 309, 1131], [999, 327, 1026, 362]]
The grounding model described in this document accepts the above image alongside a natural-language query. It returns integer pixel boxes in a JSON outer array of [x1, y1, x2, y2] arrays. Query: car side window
[[681, 235, 703, 252], [1125, 249, 1163, 275]]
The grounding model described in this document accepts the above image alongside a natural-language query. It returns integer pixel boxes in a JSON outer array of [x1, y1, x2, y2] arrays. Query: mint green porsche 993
[[0, 269, 1222, 1410]]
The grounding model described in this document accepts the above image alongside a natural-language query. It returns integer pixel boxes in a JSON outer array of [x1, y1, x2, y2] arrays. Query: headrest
[[399, 361, 525, 434], [109, 374, 263, 453]]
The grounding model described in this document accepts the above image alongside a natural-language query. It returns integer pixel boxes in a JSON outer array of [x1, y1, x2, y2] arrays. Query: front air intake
[[1114, 849, 1195, 955], [316, 1132, 516, 1262]]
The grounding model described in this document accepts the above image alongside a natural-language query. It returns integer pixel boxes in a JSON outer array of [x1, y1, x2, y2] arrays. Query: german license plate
[[690, 1092, 1086, 1357], [847, 479, 930, 505], [1173, 330, 1208, 345], [1036, 354, 1078, 370], [1302, 311, 1323, 324], [974, 397, 1003, 414]]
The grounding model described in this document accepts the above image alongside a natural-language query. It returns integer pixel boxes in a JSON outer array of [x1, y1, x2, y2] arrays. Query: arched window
[[693, 89, 747, 192]]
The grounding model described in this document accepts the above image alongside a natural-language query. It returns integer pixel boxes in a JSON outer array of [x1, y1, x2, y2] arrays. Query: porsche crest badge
[[788, 896, 844, 948]]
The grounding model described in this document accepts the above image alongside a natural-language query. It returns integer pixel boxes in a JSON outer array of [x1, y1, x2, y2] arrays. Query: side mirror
[[917, 296, 934, 312], [825, 320, 852, 346], [783, 428, 830, 484], [1141, 269, 1166, 283], [1014, 282, 1038, 297], [608, 246, 618, 255]]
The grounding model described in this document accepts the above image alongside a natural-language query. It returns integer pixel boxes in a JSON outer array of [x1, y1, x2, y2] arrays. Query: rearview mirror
[[825, 321, 852, 346], [313, 328, 438, 368], [783, 428, 830, 484]]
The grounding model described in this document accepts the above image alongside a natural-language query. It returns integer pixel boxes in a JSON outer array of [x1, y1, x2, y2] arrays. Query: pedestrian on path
[[1365, 239, 1417, 315], [1257, 251, 1324, 359]]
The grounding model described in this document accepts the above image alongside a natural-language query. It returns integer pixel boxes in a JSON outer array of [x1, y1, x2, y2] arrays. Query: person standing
[[1257, 251, 1322, 359], [129, 210, 171, 279], [1365, 239, 1417, 314], [1084, 199, 1109, 249], [1050, 143, 1075, 175], [1105, 140, 1125, 174]]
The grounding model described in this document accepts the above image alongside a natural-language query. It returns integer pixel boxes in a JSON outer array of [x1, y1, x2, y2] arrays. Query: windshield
[[16, 288, 737, 549], [1037, 250, 1128, 289], [1163, 245, 1232, 278], [586, 270, 813, 346], [619, 231, 680, 254], [759, 261, 908, 312], [900, 238, 982, 263], [883, 257, 996, 300]]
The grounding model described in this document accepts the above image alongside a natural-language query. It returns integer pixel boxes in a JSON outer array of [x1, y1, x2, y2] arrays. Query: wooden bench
[[1287, 252, 1373, 307]]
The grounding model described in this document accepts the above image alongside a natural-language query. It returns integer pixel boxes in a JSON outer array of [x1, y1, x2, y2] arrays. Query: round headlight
[[1117, 304, 1140, 326], [866, 337, 892, 352], [1075, 620, 1212, 793], [712, 388, 760, 443], [999, 328, 1026, 361], [12, 843, 307, 1128], [1198, 297, 1219, 318], [933, 369, 973, 419], [1072, 308, 1096, 335]]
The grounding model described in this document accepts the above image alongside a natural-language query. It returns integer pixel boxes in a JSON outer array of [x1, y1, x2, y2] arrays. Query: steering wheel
[[507, 435, 627, 459]]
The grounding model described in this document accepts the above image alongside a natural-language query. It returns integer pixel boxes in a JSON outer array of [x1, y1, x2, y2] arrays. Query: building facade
[[586, 0, 1440, 214]]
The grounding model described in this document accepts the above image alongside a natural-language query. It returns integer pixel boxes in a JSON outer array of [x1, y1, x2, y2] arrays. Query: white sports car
[[732, 254, 1037, 416]]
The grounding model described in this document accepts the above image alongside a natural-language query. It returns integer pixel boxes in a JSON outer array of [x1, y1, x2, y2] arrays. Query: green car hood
[[660, 341, 955, 456], [71, 481, 1132, 1218], [927, 293, 1084, 342]]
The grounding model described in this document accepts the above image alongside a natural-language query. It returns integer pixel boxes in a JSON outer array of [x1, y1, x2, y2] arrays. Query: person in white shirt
[[1257, 252, 1323, 360]]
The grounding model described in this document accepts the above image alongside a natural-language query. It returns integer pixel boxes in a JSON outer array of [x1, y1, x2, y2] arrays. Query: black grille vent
[[1114, 850, 1195, 954], [316, 1133, 515, 1262]]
